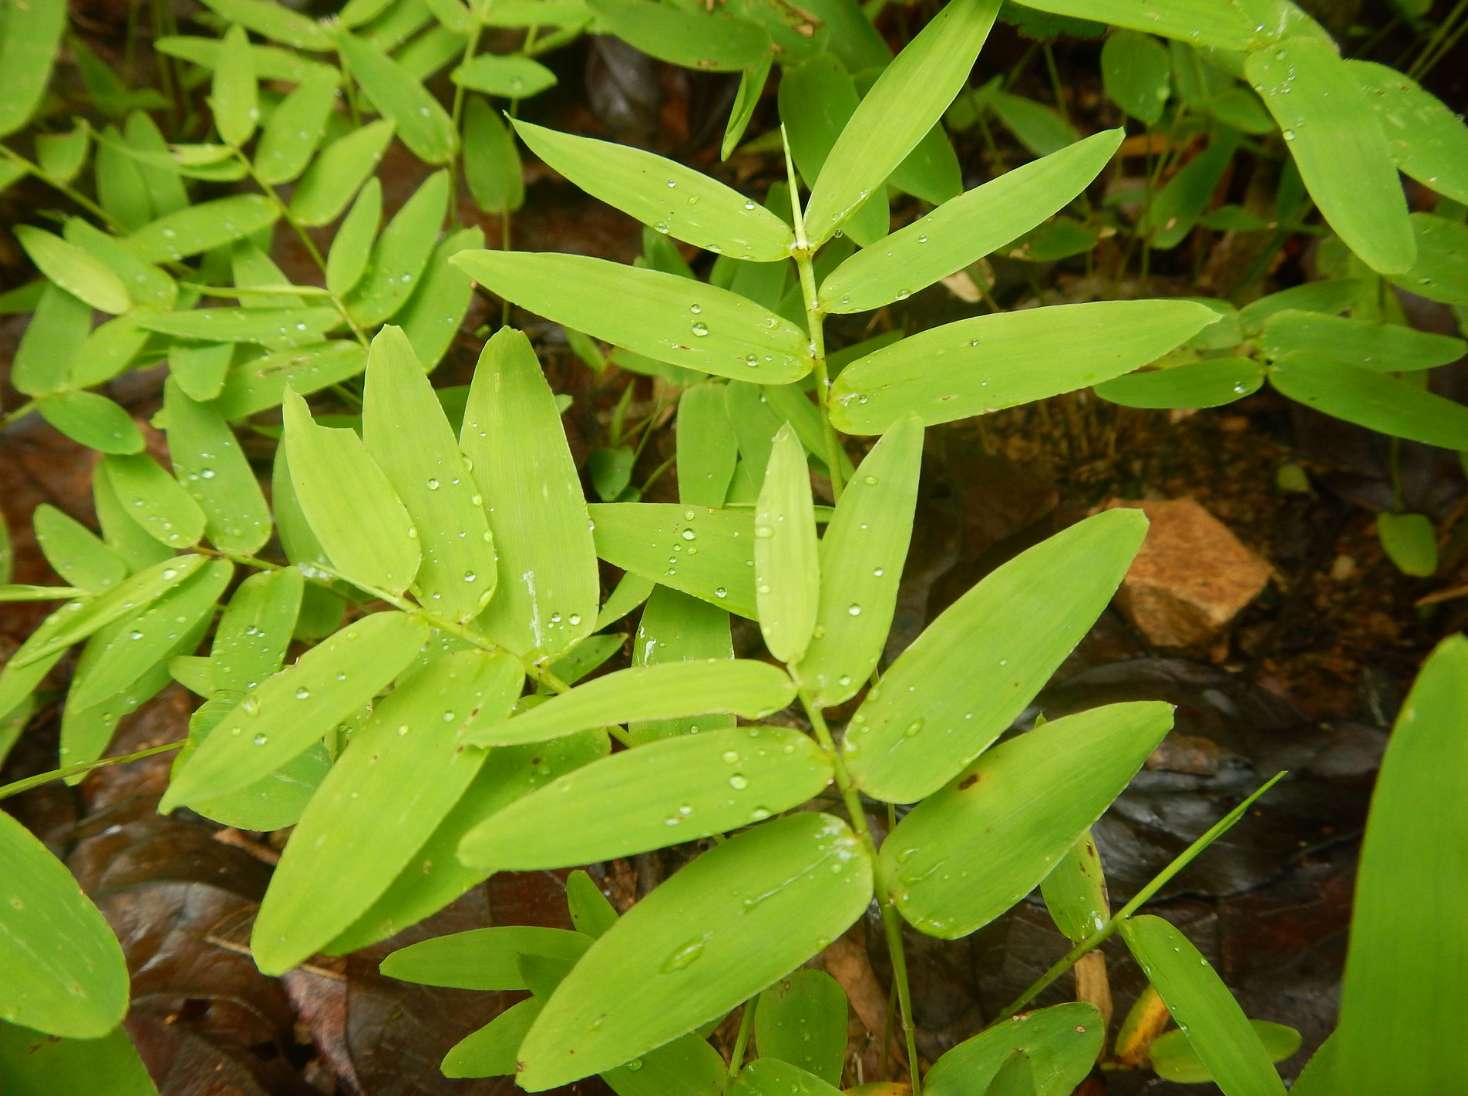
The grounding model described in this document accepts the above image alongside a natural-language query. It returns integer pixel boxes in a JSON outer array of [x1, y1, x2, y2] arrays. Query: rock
[[1105, 497, 1272, 647]]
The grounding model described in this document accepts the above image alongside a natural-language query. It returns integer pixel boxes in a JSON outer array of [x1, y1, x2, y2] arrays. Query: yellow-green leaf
[[755, 425, 818, 663], [15, 226, 130, 314]]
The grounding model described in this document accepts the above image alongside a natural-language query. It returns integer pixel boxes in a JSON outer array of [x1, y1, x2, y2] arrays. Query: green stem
[[0, 146, 123, 231], [1409, 0, 1468, 78], [800, 693, 921, 1095], [2, 400, 37, 430], [726, 999, 758, 1084], [447, 15, 486, 223], [991, 770, 1287, 1021], [0, 741, 184, 802]]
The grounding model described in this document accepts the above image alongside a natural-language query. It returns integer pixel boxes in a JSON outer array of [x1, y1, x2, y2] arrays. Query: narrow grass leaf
[[101, 454, 207, 548], [629, 586, 734, 744], [383, 925, 590, 990], [755, 426, 819, 663], [463, 97, 524, 213], [844, 509, 1147, 802], [397, 226, 483, 369], [586, 0, 769, 71], [464, 659, 795, 746], [1121, 915, 1287, 1096], [1391, 213, 1468, 306], [830, 300, 1218, 434], [32, 505, 127, 594], [1260, 311, 1463, 371], [211, 25, 257, 146], [214, 341, 367, 420], [209, 567, 304, 693], [10, 285, 89, 397], [516, 813, 872, 1090], [325, 178, 381, 297], [0, 0, 64, 136], [345, 170, 449, 326], [443, 997, 542, 1078], [925, 1002, 1103, 1096], [1268, 354, 1468, 450], [126, 194, 278, 262], [289, 120, 395, 225], [135, 306, 340, 347], [199, 0, 333, 49], [63, 218, 175, 309], [162, 379, 272, 554], [590, 503, 755, 616], [161, 610, 430, 810], [338, 32, 456, 164], [35, 391, 144, 455], [731, 1060, 842, 1096], [1102, 30, 1171, 124], [1040, 832, 1109, 942], [454, 54, 556, 97], [15, 226, 130, 314], [1246, 38, 1414, 275], [677, 382, 739, 506], [885, 702, 1172, 938], [459, 327, 599, 657], [755, 970, 847, 1085], [1348, 60, 1468, 206], [1004, 0, 1255, 50], [1151, 1022, 1302, 1083], [1094, 357, 1264, 409], [255, 70, 338, 184]]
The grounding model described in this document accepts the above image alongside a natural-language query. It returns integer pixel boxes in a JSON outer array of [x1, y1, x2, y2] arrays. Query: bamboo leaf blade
[[754, 426, 819, 664]]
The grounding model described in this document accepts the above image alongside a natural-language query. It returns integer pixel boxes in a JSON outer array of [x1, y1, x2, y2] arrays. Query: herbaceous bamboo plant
[[2, 0, 1467, 1093]]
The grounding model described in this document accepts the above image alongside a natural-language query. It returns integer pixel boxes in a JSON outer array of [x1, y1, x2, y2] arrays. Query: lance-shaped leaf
[[1102, 30, 1171, 124], [586, 0, 769, 71], [453, 54, 556, 97], [590, 503, 757, 617], [383, 926, 591, 990], [803, 0, 1002, 246], [1006, 0, 1259, 49], [160, 610, 430, 810], [337, 31, 455, 164], [844, 508, 1147, 802], [98, 454, 206, 549], [1259, 311, 1463, 372], [199, 0, 332, 48], [1391, 213, 1468, 306], [443, 997, 542, 1078], [1331, 636, 1468, 1092], [464, 96, 523, 214], [731, 1060, 842, 1096], [1122, 916, 1287, 1096], [820, 130, 1122, 314], [1040, 832, 1109, 942], [1151, 1022, 1303, 1084], [925, 1003, 1103, 1096], [209, 567, 303, 693], [464, 660, 795, 746], [63, 218, 176, 309], [516, 812, 872, 1089], [214, 341, 367, 419], [68, 559, 233, 711], [755, 425, 819, 664], [630, 586, 734, 744], [36, 391, 144, 456], [289, 120, 395, 225], [832, 300, 1217, 435], [33, 505, 127, 594], [1246, 38, 1413, 275], [513, 119, 794, 261], [755, 970, 848, 1085], [884, 702, 1172, 938], [452, 251, 812, 383], [252, 650, 523, 974], [135, 306, 341, 347], [11, 284, 89, 397], [345, 170, 449, 327], [282, 389, 420, 595], [0, 0, 66, 138], [255, 70, 338, 184], [211, 24, 257, 145], [364, 327, 497, 622], [15, 226, 130, 314], [325, 177, 380, 297], [1348, 61, 1468, 206], [796, 415, 921, 706], [1095, 357, 1263, 410], [460, 725, 830, 867], [1268, 354, 1468, 450], [459, 327, 598, 657], [677, 382, 739, 506], [0, 810, 128, 1037], [398, 226, 483, 370], [162, 379, 272, 555], [126, 194, 278, 262]]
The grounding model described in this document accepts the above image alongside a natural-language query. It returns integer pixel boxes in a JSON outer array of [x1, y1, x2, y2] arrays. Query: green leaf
[[755, 970, 847, 1085], [1151, 1021, 1302, 1083], [363, 326, 497, 621], [208, 567, 304, 693], [199, 0, 332, 49], [830, 300, 1218, 434], [68, 559, 233, 711], [464, 659, 794, 747], [1094, 356, 1263, 409], [338, 31, 456, 164], [325, 177, 381, 297], [63, 218, 175, 309], [15, 226, 130, 314], [924, 1002, 1103, 1096], [629, 586, 734, 744], [383, 925, 590, 989], [795, 416, 921, 706], [1246, 38, 1413, 275], [255, 70, 339, 184], [91, 470, 171, 570], [126, 194, 279, 262], [604, 1034, 727, 1094], [282, 389, 420, 594], [1121, 916, 1286, 1096], [1377, 512, 1437, 577], [1040, 831, 1109, 942], [844, 508, 1147, 802], [723, 55, 771, 160], [820, 129, 1119, 314], [1268, 354, 1468, 450], [0, 1024, 156, 1096], [35, 124, 89, 185], [162, 379, 272, 555], [1145, 129, 1237, 250], [397, 225, 483, 369], [33, 505, 127, 593], [94, 124, 151, 232], [516, 812, 872, 1089], [884, 701, 1172, 937], [804, 0, 1001, 245], [121, 111, 187, 214], [0, 0, 66, 138], [101, 454, 206, 548], [567, 870, 618, 937], [345, 169, 449, 326], [1102, 30, 1171, 124], [157, 33, 338, 81], [289, 120, 395, 226], [460, 327, 599, 657], [135, 305, 341, 347], [1348, 61, 1468, 206], [35, 391, 144, 455], [463, 96, 524, 214], [1006, 0, 1257, 50], [1390, 212, 1468, 306], [211, 24, 257, 145], [514, 119, 794, 261], [0, 809, 128, 1037], [11, 285, 89, 397], [677, 383, 739, 506], [160, 610, 430, 810], [590, 503, 756, 617], [443, 997, 542, 1078], [454, 53, 556, 97], [984, 89, 1080, 157], [731, 1060, 841, 1096], [460, 724, 829, 867], [1237, 278, 1365, 331], [252, 649, 523, 974], [1260, 310, 1463, 371], [586, 0, 769, 71], [754, 425, 819, 663], [452, 251, 813, 383], [1331, 636, 1468, 1092], [213, 341, 368, 420]]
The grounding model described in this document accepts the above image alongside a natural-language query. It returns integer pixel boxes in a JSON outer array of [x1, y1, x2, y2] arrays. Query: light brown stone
[[1104, 497, 1272, 647]]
